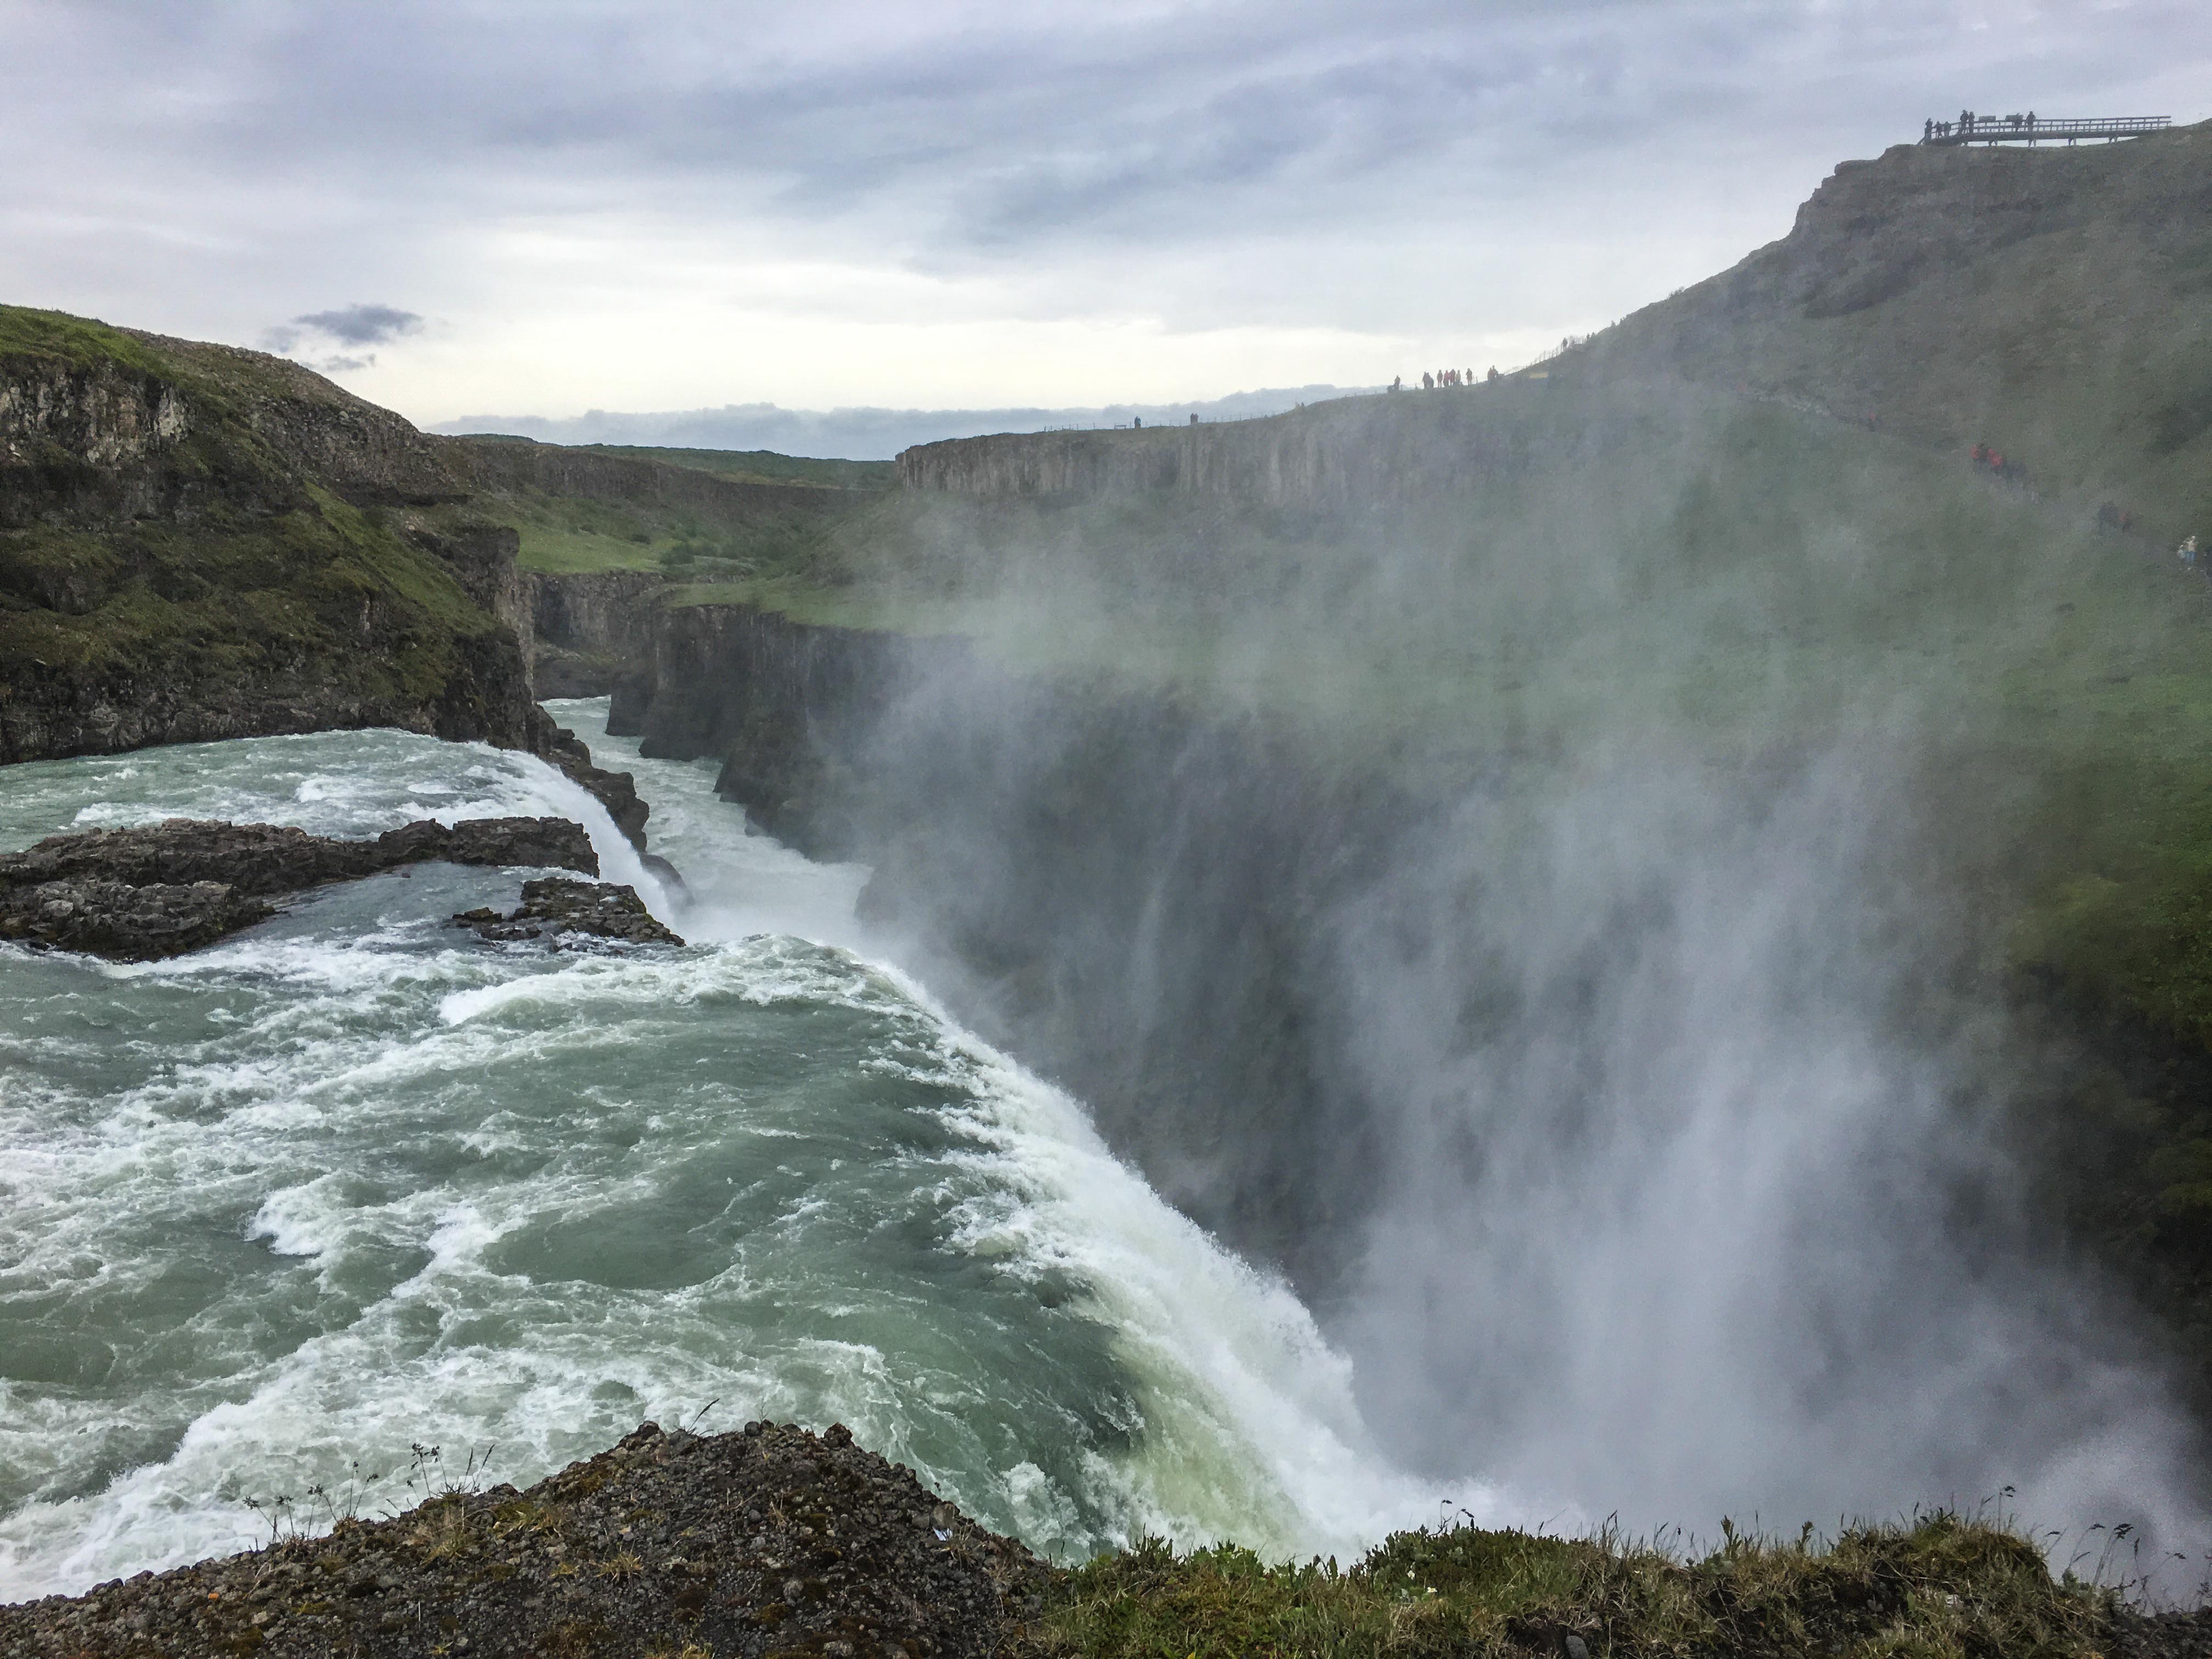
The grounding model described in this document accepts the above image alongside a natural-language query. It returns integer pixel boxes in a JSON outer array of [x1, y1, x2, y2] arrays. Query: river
[[0, 699, 1484, 1597]]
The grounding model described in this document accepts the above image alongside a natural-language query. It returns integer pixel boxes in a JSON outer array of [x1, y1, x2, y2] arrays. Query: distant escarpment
[[445, 432, 859, 520], [894, 389, 1567, 511]]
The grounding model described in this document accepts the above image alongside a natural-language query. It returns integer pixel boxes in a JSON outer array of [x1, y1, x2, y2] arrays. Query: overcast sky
[[4, 1, 2208, 426]]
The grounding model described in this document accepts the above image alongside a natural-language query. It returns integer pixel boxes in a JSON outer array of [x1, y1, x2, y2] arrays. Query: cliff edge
[[0, 306, 533, 763]]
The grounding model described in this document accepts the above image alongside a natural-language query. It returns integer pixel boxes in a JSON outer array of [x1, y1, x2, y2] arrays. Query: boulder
[[451, 876, 684, 946]]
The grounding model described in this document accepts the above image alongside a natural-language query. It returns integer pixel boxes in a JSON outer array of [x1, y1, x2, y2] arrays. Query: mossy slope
[[1, 303, 531, 761]]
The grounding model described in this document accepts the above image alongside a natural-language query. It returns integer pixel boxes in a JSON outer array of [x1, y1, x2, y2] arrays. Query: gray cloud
[[290, 303, 423, 346], [259, 303, 422, 374]]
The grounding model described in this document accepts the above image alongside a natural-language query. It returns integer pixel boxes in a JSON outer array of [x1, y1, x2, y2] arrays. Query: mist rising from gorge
[[794, 377, 2212, 1587]]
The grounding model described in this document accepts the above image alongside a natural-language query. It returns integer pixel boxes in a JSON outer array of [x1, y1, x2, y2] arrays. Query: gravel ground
[[0, 1423, 1047, 1659]]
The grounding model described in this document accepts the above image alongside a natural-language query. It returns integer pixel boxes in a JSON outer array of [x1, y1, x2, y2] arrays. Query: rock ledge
[[0, 1421, 1044, 1659], [0, 816, 598, 960]]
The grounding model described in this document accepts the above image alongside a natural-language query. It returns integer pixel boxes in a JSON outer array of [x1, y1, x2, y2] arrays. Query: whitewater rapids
[[0, 700, 1494, 1598]]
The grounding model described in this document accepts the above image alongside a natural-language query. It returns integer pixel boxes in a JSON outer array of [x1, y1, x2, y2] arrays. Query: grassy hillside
[[567, 443, 893, 492], [1580, 118, 2212, 548], [0, 304, 537, 760], [441, 438, 876, 582]]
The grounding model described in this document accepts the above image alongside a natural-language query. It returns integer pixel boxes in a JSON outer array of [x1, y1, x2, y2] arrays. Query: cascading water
[[0, 702, 1479, 1600]]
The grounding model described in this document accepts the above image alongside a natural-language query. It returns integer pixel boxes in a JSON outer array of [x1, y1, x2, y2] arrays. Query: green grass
[[0, 305, 176, 376], [569, 444, 894, 492], [1022, 1514, 2117, 1659], [512, 524, 669, 575]]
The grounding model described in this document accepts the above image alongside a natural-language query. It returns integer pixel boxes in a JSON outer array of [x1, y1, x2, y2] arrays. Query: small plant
[[401, 1442, 496, 1504]]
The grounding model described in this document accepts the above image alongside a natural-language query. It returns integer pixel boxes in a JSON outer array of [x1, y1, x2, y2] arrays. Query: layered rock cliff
[[530, 568, 669, 697], [893, 388, 1569, 512], [0, 306, 535, 763]]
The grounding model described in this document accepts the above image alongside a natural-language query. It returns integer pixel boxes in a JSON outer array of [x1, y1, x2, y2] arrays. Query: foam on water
[[0, 710, 1483, 1599]]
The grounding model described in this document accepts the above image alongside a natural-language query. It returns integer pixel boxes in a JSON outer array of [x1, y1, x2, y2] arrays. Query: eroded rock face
[[0, 815, 597, 960], [451, 876, 683, 946], [0, 1421, 1047, 1659]]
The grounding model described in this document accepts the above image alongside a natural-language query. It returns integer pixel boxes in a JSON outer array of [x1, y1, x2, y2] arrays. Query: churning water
[[0, 700, 1480, 1598]]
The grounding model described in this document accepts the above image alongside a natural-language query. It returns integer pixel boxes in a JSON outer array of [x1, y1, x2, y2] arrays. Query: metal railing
[[1923, 112, 2171, 146]]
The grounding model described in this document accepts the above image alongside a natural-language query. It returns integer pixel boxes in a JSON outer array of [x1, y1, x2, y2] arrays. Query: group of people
[[1923, 110, 2038, 142], [2091, 498, 2203, 578], [1969, 442, 2028, 483], [1415, 367, 1500, 390]]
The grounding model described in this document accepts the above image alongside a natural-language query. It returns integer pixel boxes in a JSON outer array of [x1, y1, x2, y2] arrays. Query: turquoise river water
[[0, 699, 1494, 1597]]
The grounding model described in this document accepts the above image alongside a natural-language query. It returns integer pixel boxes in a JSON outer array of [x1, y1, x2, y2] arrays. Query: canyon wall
[[893, 387, 1573, 511]]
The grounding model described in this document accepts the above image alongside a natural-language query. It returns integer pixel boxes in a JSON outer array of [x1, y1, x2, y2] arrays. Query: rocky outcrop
[[1, 325, 467, 531], [0, 1420, 1046, 1659], [527, 708, 651, 847], [452, 876, 684, 946], [0, 815, 597, 959], [0, 878, 279, 960]]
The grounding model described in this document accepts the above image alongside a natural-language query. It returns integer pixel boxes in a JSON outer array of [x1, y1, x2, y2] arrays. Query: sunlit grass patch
[[1022, 1513, 2114, 1658]]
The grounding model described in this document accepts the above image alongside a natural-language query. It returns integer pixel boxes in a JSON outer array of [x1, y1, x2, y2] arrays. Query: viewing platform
[[1922, 111, 2170, 146]]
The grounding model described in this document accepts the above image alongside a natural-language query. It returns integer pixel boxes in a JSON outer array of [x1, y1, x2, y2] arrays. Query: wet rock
[[1, 816, 597, 896], [451, 876, 684, 947], [0, 878, 273, 958], [0, 816, 598, 961], [640, 850, 689, 898], [0, 1421, 1046, 1659], [528, 709, 650, 849]]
